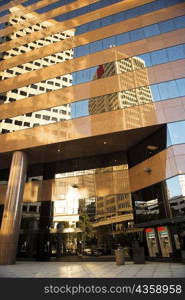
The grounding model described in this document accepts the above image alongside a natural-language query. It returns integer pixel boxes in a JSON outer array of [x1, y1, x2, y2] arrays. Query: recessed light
[[144, 167, 152, 173], [57, 149, 61, 152], [103, 141, 107, 145], [72, 184, 78, 189], [147, 145, 158, 150]]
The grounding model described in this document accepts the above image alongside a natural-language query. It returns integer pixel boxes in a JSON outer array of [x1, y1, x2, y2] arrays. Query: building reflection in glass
[[133, 175, 185, 225], [88, 53, 153, 116], [0, 46, 157, 134], [132, 182, 168, 224], [167, 121, 185, 147], [3, 52, 185, 134], [166, 175, 185, 217]]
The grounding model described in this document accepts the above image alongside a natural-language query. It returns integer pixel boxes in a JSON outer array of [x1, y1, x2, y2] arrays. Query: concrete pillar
[[0, 151, 27, 265]]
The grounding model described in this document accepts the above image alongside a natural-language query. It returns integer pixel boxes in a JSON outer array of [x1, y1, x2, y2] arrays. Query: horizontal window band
[[0, 10, 9, 22], [0, 146, 184, 203], [0, 0, 99, 27], [0, 0, 40, 22], [2, 42, 185, 88], [0, 17, 184, 85], [0, 57, 185, 119], [0, 168, 131, 203], [0, 96, 185, 154], [0, 28, 185, 93], [0, 3, 184, 70], [35, 0, 86, 14], [75, 0, 185, 36], [0, 0, 154, 38], [0, 40, 185, 108], [24, 0, 64, 11], [1, 77, 185, 135], [0, 0, 100, 27], [0, 0, 27, 13], [0, 0, 116, 29], [52, 0, 134, 23], [0, 0, 175, 55]]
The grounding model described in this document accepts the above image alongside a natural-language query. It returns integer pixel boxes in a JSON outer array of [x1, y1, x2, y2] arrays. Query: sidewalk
[[0, 261, 184, 278]]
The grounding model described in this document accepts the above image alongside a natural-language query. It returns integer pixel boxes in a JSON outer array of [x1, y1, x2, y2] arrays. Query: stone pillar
[[0, 151, 27, 265]]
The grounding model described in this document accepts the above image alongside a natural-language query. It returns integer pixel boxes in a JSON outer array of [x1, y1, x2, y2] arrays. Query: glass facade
[[54, 0, 124, 22], [22, 0, 41, 6], [133, 175, 185, 225], [0, 0, 185, 262], [74, 16, 185, 57], [167, 121, 185, 147], [35, 0, 76, 14], [2, 77, 185, 134], [76, 0, 184, 35]]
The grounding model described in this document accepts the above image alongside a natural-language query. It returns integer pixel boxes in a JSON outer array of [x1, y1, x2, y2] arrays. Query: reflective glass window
[[158, 19, 175, 33], [138, 44, 185, 68], [166, 176, 183, 197], [102, 36, 116, 49], [137, 3, 154, 14], [132, 182, 167, 224], [76, 0, 185, 36], [167, 44, 185, 61], [0, 9, 9, 17], [166, 175, 185, 217], [150, 49, 168, 65], [176, 78, 185, 97], [54, 0, 123, 22], [167, 121, 185, 146], [174, 15, 185, 29], [23, 0, 40, 6], [145, 78, 185, 102], [89, 20, 101, 31], [130, 28, 145, 41], [75, 16, 185, 59], [1, 76, 185, 135], [167, 129, 172, 148], [143, 24, 160, 38], [150, 85, 161, 101], [139, 53, 152, 67], [71, 100, 89, 118], [112, 11, 124, 23], [0, 23, 6, 30], [115, 32, 130, 46], [74, 44, 89, 57], [35, 0, 75, 13], [158, 81, 179, 100], [89, 40, 103, 53]]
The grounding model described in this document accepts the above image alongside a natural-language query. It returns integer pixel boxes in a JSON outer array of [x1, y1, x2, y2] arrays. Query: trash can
[[132, 247, 145, 264], [115, 248, 125, 265]]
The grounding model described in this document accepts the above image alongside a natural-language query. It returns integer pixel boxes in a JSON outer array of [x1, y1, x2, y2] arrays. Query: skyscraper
[[0, 5, 74, 134], [0, 0, 185, 264]]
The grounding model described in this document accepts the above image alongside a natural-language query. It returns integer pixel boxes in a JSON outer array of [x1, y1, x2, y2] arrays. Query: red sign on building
[[97, 65, 104, 78]]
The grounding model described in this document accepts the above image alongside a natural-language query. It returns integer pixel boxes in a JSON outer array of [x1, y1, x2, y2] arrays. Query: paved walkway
[[0, 261, 185, 278]]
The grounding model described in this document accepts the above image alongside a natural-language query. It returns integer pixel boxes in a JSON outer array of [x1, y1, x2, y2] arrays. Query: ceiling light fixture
[[147, 145, 158, 150], [71, 184, 79, 189], [144, 167, 152, 174]]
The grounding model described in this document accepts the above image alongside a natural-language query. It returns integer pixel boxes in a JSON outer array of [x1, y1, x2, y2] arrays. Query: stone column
[[0, 151, 27, 265]]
